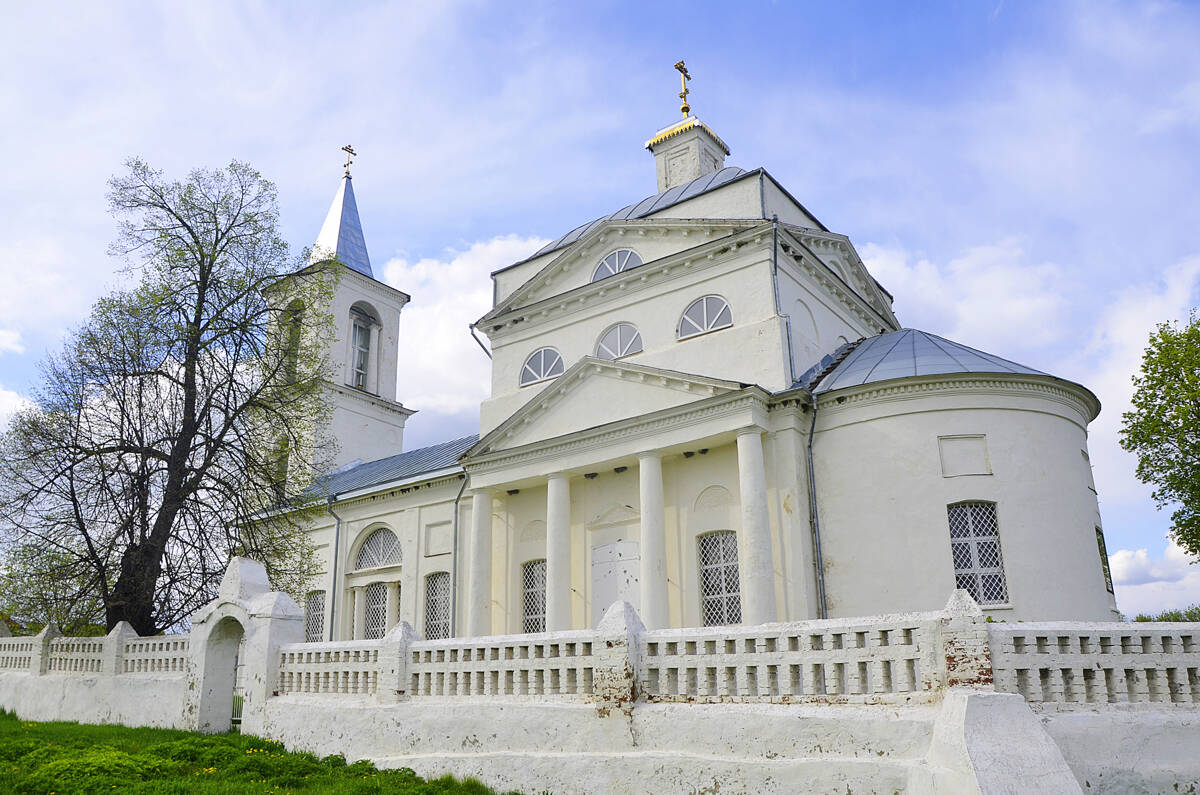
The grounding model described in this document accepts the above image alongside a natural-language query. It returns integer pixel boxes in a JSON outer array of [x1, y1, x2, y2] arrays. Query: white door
[[591, 541, 640, 626]]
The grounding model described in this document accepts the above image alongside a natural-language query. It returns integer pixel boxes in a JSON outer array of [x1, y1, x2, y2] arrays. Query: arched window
[[522, 559, 547, 634], [697, 531, 741, 626], [520, 347, 565, 386], [363, 582, 388, 639], [425, 572, 451, 640], [595, 323, 643, 360], [355, 528, 401, 570], [677, 296, 733, 340], [947, 502, 1008, 604], [591, 249, 643, 282], [349, 302, 379, 390], [283, 299, 304, 384]]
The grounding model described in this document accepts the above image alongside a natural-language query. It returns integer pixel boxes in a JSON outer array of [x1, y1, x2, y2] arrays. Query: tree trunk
[[106, 542, 164, 635]]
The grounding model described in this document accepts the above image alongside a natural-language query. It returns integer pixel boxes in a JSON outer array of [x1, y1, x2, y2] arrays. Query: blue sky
[[2, 1, 1199, 614]]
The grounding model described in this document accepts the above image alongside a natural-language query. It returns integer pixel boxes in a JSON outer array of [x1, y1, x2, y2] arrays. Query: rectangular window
[[351, 321, 371, 389], [522, 559, 547, 634], [364, 582, 388, 639], [697, 531, 742, 626], [304, 591, 325, 643], [1096, 527, 1114, 593], [947, 502, 1009, 605], [425, 572, 451, 641]]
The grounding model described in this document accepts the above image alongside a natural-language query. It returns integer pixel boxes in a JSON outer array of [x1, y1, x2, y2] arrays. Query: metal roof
[[312, 434, 478, 498], [526, 166, 751, 261], [309, 174, 373, 278], [806, 329, 1048, 394]]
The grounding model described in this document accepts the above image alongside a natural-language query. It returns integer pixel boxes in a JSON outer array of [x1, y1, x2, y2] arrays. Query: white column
[[352, 586, 367, 640], [545, 473, 572, 631], [737, 427, 778, 624], [385, 581, 400, 631], [467, 489, 493, 637], [638, 451, 668, 629]]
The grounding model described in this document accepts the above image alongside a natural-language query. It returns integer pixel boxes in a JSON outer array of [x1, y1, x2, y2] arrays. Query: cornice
[[463, 390, 769, 476], [333, 472, 464, 510], [329, 382, 416, 417], [776, 227, 898, 332], [815, 374, 1099, 428], [482, 221, 772, 339]]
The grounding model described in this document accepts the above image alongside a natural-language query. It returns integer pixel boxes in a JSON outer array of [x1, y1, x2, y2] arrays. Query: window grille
[[595, 323, 643, 360], [355, 528, 402, 570], [697, 531, 741, 626], [947, 502, 1008, 604], [364, 582, 388, 639], [678, 295, 733, 339], [351, 320, 371, 389], [425, 572, 451, 641], [591, 249, 643, 282], [521, 559, 547, 633], [519, 347, 565, 386], [1096, 526, 1114, 594], [304, 591, 325, 642]]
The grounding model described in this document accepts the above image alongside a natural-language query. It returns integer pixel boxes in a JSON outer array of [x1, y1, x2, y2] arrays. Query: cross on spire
[[342, 144, 357, 175], [675, 61, 692, 117]]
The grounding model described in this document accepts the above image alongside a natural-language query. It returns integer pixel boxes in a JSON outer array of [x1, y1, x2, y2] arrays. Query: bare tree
[[0, 159, 335, 634]]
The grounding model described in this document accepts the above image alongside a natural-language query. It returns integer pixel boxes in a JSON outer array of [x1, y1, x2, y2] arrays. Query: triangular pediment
[[468, 357, 746, 456], [779, 225, 899, 328], [479, 219, 761, 324]]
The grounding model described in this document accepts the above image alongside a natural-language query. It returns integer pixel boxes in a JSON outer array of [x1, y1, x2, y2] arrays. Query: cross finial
[[674, 61, 692, 117], [341, 144, 357, 175]]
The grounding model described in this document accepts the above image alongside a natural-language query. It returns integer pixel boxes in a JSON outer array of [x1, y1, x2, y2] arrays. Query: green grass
[[0, 710, 500, 794]]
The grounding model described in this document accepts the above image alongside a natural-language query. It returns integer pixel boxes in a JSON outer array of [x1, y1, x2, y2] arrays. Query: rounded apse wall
[[810, 373, 1117, 622]]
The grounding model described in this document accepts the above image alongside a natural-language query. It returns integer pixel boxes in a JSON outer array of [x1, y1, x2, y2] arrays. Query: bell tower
[[308, 149, 414, 470]]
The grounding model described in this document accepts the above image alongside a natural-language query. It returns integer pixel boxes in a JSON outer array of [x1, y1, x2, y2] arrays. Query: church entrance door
[[591, 541, 639, 626]]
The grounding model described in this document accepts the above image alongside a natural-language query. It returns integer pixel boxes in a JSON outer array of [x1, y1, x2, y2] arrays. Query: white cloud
[[860, 239, 1071, 358], [381, 235, 549, 429], [0, 385, 30, 430], [1111, 539, 1200, 617], [0, 330, 23, 355]]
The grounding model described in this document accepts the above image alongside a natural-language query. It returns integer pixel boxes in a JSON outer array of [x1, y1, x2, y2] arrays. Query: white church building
[[294, 108, 1119, 650]]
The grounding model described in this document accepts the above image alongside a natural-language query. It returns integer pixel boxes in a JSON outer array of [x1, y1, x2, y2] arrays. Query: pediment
[[469, 357, 745, 456], [479, 219, 759, 324], [780, 225, 900, 328]]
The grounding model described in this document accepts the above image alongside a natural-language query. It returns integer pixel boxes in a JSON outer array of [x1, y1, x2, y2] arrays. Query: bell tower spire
[[310, 145, 373, 279]]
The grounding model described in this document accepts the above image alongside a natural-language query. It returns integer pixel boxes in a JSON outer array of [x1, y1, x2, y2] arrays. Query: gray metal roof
[[312, 434, 478, 498], [309, 174, 373, 278], [526, 167, 751, 261], [806, 329, 1047, 394]]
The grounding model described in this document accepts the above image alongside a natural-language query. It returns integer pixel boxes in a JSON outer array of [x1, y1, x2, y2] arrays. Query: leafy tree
[[1120, 313, 1200, 558], [0, 159, 336, 634], [1134, 604, 1200, 622]]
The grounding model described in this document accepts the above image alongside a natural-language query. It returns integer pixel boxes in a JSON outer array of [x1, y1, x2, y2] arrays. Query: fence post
[[31, 622, 62, 675], [102, 621, 139, 676], [939, 589, 993, 689], [378, 621, 419, 703], [593, 601, 645, 716]]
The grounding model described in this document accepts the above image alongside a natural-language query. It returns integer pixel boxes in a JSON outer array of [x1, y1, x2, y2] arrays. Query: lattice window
[[677, 295, 733, 339], [698, 531, 741, 626], [521, 559, 547, 634], [519, 347, 565, 386], [304, 591, 325, 642], [363, 582, 388, 639], [591, 249, 643, 282], [1096, 526, 1114, 594], [595, 323, 643, 361], [355, 528, 401, 570], [425, 572, 451, 640], [947, 502, 1008, 604]]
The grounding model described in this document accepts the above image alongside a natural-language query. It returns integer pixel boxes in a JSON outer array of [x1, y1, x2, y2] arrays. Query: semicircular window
[[355, 528, 401, 570], [520, 347, 565, 386], [677, 295, 733, 340], [591, 249, 643, 282], [595, 323, 643, 360]]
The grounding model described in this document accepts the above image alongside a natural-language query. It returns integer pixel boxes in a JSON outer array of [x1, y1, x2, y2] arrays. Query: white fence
[[277, 640, 384, 696], [990, 622, 1200, 707]]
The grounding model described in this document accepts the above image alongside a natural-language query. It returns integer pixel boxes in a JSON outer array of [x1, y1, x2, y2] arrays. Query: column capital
[[636, 449, 662, 463], [736, 425, 765, 439], [546, 471, 569, 484]]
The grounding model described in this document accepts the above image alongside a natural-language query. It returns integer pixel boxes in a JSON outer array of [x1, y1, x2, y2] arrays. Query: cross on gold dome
[[675, 61, 692, 117], [341, 144, 357, 175]]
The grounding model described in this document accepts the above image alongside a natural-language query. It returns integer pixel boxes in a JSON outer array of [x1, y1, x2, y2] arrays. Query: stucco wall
[[0, 673, 188, 729], [813, 376, 1116, 621]]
